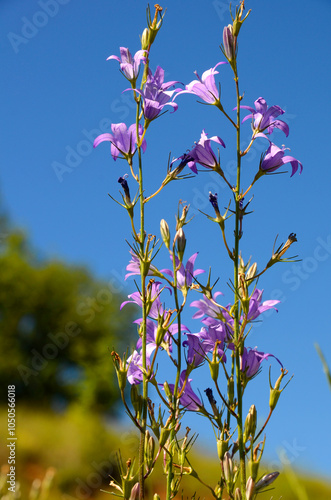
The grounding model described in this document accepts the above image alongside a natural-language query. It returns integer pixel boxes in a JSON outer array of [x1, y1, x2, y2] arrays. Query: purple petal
[[93, 133, 113, 148]]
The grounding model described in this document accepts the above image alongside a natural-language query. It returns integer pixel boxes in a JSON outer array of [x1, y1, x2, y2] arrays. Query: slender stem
[[137, 105, 148, 500], [253, 409, 273, 444], [166, 253, 181, 499], [233, 67, 247, 497]]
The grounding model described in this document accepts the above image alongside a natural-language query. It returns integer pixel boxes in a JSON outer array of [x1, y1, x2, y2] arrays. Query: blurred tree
[[0, 213, 135, 413]]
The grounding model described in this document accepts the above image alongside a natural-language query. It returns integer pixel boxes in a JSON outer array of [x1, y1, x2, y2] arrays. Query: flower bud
[[223, 25, 235, 62], [246, 477, 255, 500], [160, 219, 170, 249], [144, 431, 155, 470], [153, 495, 161, 500], [228, 376, 234, 405], [246, 262, 257, 281], [129, 482, 140, 500], [174, 228, 186, 262], [159, 428, 170, 449], [141, 28, 150, 50], [234, 488, 242, 500], [243, 405, 257, 443], [255, 471, 279, 491], [163, 381, 172, 401], [222, 451, 233, 484]]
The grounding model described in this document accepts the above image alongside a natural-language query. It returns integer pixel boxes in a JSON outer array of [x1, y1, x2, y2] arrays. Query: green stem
[[166, 254, 182, 500], [233, 68, 246, 498], [137, 108, 148, 500]]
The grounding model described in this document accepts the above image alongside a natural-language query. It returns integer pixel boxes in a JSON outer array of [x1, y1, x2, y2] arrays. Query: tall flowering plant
[[93, 3, 302, 499]]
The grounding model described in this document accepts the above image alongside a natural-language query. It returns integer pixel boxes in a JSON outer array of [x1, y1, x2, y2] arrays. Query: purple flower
[[241, 347, 282, 380], [183, 332, 207, 367], [190, 293, 234, 342], [93, 122, 147, 161], [161, 253, 205, 290], [241, 97, 289, 137], [190, 291, 224, 320], [246, 288, 280, 321], [177, 62, 228, 104], [127, 349, 152, 385], [128, 66, 180, 121], [134, 317, 190, 356], [125, 251, 156, 280], [260, 142, 303, 177], [183, 327, 226, 367], [107, 47, 146, 82], [188, 130, 226, 171], [168, 152, 197, 175], [167, 370, 202, 411], [121, 281, 170, 320]]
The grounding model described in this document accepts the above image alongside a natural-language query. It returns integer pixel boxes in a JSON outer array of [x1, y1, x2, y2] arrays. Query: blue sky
[[1, 0, 331, 481]]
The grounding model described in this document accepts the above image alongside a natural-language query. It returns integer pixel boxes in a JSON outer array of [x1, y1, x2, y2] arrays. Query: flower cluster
[[93, 3, 300, 498]]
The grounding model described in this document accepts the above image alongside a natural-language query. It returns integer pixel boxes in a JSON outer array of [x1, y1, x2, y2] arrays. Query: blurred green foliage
[[0, 213, 135, 413]]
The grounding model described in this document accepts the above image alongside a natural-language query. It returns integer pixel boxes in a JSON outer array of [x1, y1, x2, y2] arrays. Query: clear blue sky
[[1, 0, 331, 481]]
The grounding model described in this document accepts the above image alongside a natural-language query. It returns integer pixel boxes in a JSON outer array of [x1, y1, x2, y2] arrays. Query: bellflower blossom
[[125, 251, 157, 280], [191, 293, 234, 341], [167, 370, 202, 411], [241, 97, 289, 137], [134, 317, 190, 356], [189, 130, 226, 171], [168, 152, 197, 175], [128, 66, 180, 121], [121, 281, 170, 320], [93, 122, 147, 161], [176, 62, 228, 104], [183, 327, 226, 367], [246, 288, 280, 321], [127, 349, 152, 385], [107, 47, 146, 82], [241, 347, 282, 380], [260, 142, 303, 177], [161, 253, 205, 290]]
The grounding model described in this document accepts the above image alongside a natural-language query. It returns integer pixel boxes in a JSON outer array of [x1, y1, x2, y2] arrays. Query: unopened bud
[[222, 451, 233, 484], [163, 381, 172, 401], [246, 262, 257, 281], [141, 28, 150, 50], [129, 482, 140, 500], [160, 219, 170, 249], [255, 471, 279, 491], [243, 405, 257, 443], [145, 431, 155, 469], [174, 228, 186, 262], [223, 24, 235, 62], [153, 495, 161, 500], [246, 476, 255, 500], [234, 488, 242, 500], [228, 376, 234, 405]]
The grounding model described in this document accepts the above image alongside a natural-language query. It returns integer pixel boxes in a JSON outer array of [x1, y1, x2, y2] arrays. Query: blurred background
[[1, 0, 331, 498]]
